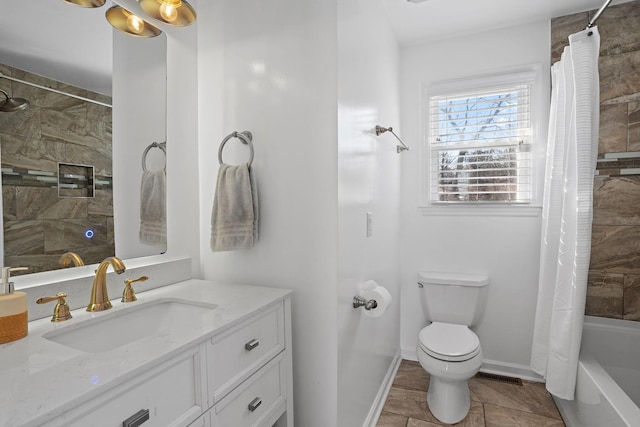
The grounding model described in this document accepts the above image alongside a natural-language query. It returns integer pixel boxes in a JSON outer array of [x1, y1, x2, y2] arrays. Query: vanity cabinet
[[42, 345, 207, 427], [40, 297, 293, 427]]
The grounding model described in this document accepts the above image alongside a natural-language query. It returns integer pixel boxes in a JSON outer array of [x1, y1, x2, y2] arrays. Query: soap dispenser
[[0, 266, 29, 344]]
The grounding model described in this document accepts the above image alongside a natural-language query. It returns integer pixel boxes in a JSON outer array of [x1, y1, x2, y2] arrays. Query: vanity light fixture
[[106, 6, 162, 38], [62, 0, 197, 37], [139, 0, 197, 26], [62, 0, 107, 7]]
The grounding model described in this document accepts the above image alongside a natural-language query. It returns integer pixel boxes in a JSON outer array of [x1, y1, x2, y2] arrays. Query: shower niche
[[58, 163, 95, 198]]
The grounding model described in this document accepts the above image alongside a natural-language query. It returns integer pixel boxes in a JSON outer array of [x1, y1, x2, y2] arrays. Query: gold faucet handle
[[122, 276, 149, 303], [36, 293, 72, 322]]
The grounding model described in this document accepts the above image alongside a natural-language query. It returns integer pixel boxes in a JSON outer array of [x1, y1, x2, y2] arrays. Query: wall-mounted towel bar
[[376, 125, 410, 153], [142, 141, 166, 172], [219, 131, 254, 167]]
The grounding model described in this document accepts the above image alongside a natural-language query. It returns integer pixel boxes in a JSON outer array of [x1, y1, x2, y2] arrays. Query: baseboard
[[401, 348, 543, 383], [401, 348, 417, 362], [481, 359, 544, 382], [362, 350, 402, 427]]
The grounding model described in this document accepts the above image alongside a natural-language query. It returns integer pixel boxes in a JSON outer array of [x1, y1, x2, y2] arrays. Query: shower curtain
[[530, 27, 600, 400]]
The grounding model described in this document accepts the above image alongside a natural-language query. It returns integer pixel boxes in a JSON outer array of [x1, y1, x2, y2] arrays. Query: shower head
[[0, 89, 29, 112]]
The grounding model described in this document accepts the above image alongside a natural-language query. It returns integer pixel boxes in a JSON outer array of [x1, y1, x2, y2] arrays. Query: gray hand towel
[[139, 169, 167, 247], [210, 164, 259, 251]]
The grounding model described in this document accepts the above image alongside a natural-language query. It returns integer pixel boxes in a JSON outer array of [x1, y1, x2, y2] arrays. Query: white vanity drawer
[[212, 353, 286, 427], [208, 302, 285, 404], [187, 409, 211, 427], [45, 346, 205, 427]]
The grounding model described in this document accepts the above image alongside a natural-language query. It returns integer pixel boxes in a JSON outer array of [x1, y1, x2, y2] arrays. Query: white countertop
[[0, 279, 293, 427]]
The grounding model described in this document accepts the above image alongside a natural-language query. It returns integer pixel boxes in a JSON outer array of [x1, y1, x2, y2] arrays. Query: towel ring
[[142, 142, 166, 172], [218, 131, 254, 167]]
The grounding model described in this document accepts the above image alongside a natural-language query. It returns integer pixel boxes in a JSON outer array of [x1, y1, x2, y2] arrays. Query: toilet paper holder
[[353, 296, 378, 310]]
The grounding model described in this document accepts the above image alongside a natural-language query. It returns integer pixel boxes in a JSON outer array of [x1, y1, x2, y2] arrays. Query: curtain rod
[[0, 72, 112, 108], [586, 0, 613, 30]]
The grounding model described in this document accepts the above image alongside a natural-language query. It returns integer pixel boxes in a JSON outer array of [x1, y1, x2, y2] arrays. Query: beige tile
[[598, 103, 628, 154], [40, 108, 105, 149], [452, 401, 484, 427], [382, 387, 434, 421], [596, 1, 640, 58], [484, 403, 565, 427], [3, 220, 45, 255], [0, 132, 64, 172], [593, 177, 640, 226], [3, 185, 17, 221], [43, 218, 109, 252], [624, 275, 640, 320], [590, 225, 640, 274], [392, 360, 430, 392], [377, 411, 409, 427], [63, 143, 112, 177], [0, 64, 11, 94], [630, 102, 640, 151], [0, 105, 40, 139], [600, 50, 640, 105], [76, 244, 116, 266], [87, 102, 112, 125], [106, 217, 115, 246], [24, 87, 86, 114], [551, 13, 588, 63], [383, 386, 484, 426], [88, 189, 114, 219], [586, 271, 624, 318], [15, 187, 88, 221], [468, 378, 561, 420], [406, 418, 442, 427]]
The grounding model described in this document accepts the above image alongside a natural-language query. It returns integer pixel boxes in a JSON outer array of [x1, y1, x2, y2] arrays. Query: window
[[428, 77, 533, 205]]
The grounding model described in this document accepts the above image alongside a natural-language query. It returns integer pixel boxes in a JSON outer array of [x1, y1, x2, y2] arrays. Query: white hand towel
[[210, 164, 259, 251], [139, 169, 167, 247]]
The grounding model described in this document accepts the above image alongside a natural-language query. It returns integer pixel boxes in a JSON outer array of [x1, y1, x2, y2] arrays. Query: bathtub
[[554, 316, 640, 427]]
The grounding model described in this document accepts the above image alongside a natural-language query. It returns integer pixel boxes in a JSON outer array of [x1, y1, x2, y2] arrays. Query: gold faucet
[[122, 276, 149, 302], [37, 293, 72, 322], [59, 252, 84, 268], [87, 256, 126, 312]]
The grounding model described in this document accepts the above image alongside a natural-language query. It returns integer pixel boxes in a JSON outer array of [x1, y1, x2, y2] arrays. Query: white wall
[[113, 31, 167, 259], [111, 0, 201, 276], [337, 0, 402, 425], [197, 1, 339, 426], [399, 21, 551, 378]]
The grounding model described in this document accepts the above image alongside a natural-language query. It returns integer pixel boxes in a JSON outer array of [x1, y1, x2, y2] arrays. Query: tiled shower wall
[[0, 64, 115, 274], [552, 0, 640, 321]]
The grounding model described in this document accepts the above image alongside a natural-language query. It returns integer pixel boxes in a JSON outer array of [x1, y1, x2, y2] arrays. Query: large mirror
[[0, 0, 167, 275]]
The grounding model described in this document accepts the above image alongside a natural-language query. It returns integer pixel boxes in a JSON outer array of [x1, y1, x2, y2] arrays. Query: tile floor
[[377, 360, 566, 427]]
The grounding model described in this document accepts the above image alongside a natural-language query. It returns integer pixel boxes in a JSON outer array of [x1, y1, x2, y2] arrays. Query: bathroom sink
[[43, 299, 217, 353]]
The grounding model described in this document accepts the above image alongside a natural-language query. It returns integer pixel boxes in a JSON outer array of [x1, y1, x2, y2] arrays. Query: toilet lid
[[419, 322, 480, 362]]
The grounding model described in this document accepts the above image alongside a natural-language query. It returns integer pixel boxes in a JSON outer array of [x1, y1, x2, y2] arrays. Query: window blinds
[[429, 84, 532, 204]]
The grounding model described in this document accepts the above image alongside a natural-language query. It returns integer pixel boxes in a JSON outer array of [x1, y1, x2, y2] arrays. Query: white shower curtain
[[530, 27, 600, 400]]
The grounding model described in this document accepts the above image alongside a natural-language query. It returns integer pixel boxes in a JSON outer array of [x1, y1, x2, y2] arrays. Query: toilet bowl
[[416, 322, 482, 424], [416, 271, 489, 425]]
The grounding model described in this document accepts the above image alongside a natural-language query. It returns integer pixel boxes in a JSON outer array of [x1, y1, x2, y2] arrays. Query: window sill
[[419, 205, 542, 217]]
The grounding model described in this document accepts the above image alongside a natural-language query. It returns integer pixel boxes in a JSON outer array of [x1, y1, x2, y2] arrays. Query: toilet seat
[[419, 322, 480, 362]]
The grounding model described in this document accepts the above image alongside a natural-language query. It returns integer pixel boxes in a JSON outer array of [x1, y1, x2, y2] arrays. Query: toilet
[[416, 271, 489, 424]]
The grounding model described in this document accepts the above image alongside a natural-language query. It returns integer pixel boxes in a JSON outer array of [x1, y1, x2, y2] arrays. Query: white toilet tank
[[418, 271, 489, 326]]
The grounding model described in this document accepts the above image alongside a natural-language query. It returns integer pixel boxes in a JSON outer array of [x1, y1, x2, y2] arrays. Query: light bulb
[[159, 3, 178, 21], [126, 14, 145, 34]]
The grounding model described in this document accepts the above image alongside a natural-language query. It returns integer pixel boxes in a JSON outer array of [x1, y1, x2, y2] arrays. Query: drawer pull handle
[[248, 397, 262, 412], [245, 339, 260, 351], [122, 409, 150, 427]]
